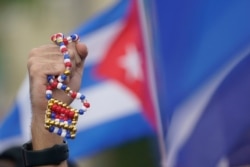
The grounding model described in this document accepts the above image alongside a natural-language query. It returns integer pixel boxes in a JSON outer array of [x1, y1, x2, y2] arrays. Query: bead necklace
[[44, 33, 90, 139]]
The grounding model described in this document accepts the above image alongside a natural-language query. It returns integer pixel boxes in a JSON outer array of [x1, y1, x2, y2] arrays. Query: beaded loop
[[44, 33, 90, 139]]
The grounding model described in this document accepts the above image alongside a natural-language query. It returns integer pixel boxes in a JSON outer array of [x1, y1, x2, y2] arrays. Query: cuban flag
[[0, 0, 161, 161], [151, 0, 250, 166]]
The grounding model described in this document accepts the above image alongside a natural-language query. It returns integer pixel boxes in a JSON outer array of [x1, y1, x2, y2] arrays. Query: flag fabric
[[0, 0, 159, 160], [150, 0, 250, 166]]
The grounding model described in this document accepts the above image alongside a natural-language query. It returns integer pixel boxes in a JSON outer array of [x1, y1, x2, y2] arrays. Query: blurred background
[[0, 0, 160, 167], [1, 0, 250, 167], [0, 0, 114, 118]]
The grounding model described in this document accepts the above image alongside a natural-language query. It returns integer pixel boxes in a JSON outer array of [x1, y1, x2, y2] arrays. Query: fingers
[[67, 42, 88, 67], [27, 40, 88, 83], [75, 42, 88, 60]]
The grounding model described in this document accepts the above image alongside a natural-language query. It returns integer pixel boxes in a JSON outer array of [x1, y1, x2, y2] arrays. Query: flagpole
[[137, 0, 168, 166]]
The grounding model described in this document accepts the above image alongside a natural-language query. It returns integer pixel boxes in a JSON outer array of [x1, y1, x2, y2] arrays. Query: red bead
[[65, 109, 70, 116], [56, 33, 63, 38], [51, 35, 56, 42], [84, 102, 90, 108], [65, 62, 72, 67], [63, 38, 69, 45], [61, 47, 68, 53], [60, 108, 65, 114], [71, 92, 77, 98], [68, 111, 75, 118], [46, 85, 53, 90], [51, 104, 58, 111], [51, 81, 58, 89], [57, 106, 62, 113]]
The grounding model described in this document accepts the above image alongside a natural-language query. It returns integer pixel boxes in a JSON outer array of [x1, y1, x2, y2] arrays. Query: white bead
[[76, 93, 81, 99], [82, 106, 87, 112], [64, 58, 71, 63], [53, 127, 59, 133], [49, 78, 54, 83], [57, 76, 63, 82], [57, 83, 63, 89], [67, 37, 72, 43], [61, 129, 67, 137], [60, 45, 66, 50], [46, 90, 52, 94]]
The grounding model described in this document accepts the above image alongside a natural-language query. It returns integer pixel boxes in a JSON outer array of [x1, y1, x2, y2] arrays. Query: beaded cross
[[44, 33, 90, 139]]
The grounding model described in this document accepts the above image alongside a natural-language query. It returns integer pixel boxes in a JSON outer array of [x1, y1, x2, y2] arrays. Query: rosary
[[44, 33, 90, 139]]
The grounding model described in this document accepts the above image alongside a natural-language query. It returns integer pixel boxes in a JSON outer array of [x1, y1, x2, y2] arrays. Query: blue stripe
[[0, 101, 22, 139], [175, 53, 250, 167], [81, 64, 106, 88], [67, 112, 155, 159], [152, 0, 250, 129], [72, 0, 130, 37]]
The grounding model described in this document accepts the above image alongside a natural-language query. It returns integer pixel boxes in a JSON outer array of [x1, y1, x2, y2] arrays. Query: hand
[[27, 38, 88, 167], [27, 41, 88, 115]]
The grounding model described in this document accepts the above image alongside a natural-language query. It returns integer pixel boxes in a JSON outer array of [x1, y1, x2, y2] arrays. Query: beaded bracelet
[[44, 33, 90, 139]]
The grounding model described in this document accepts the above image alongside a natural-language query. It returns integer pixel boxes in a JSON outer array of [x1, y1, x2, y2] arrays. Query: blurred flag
[[150, 0, 250, 166], [0, 0, 161, 160]]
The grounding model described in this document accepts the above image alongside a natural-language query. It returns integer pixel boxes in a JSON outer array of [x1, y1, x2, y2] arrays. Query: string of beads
[[44, 33, 90, 139]]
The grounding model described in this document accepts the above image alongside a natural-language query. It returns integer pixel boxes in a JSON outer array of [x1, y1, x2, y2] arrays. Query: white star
[[119, 44, 143, 82]]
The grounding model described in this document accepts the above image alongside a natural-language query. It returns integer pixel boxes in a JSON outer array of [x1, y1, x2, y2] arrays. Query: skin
[[27, 40, 88, 167]]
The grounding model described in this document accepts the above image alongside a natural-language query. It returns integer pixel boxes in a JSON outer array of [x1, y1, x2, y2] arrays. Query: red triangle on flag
[[94, 1, 157, 129]]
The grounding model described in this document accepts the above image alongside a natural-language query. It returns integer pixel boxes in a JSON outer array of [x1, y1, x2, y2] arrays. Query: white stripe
[[81, 20, 124, 66], [0, 75, 31, 152], [72, 80, 141, 130], [17, 74, 32, 141], [166, 47, 250, 167]]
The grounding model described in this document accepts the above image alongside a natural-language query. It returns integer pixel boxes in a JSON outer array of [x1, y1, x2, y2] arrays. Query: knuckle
[[28, 48, 39, 58]]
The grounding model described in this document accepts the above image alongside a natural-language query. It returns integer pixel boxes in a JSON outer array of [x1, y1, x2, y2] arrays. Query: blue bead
[[51, 113, 56, 119], [66, 131, 71, 139], [68, 120, 72, 124], [57, 128, 62, 135], [79, 109, 85, 115], [80, 95, 85, 100], [64, 54, 70, 59], [61, 74, 67, 81], [49, 126, 54, 132], [47, 75, 53, 82], [71, 34, 76, 40], [58, 42, 64, 46], [46, 94, 52, 100], [61, 84, 67, 91]]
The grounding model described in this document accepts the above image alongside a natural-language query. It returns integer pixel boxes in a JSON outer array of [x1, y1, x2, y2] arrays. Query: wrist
[[22, 140, 69, 167], [31, 112, 63, 150]]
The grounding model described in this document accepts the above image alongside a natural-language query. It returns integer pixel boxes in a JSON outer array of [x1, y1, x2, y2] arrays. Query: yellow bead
[[49, 98, 55, 103], [64, 124, 69, 129], [64, 70, 70, 76], [69, 125, 74, 130], [44, 125, 50, 130], [45, 119, 50, 125], [57, 37, 63, 43], [73, 114, 78, 121], [55, 121, 59, 126], [65, 87, 70, 93], [72, 127, 77, 133], [50, 120, 55, 125], [70, 134, 76, 139], [59, 122, 64, 127]]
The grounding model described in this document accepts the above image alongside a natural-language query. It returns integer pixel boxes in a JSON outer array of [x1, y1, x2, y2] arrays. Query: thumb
[[75, 42, 88, 60]]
